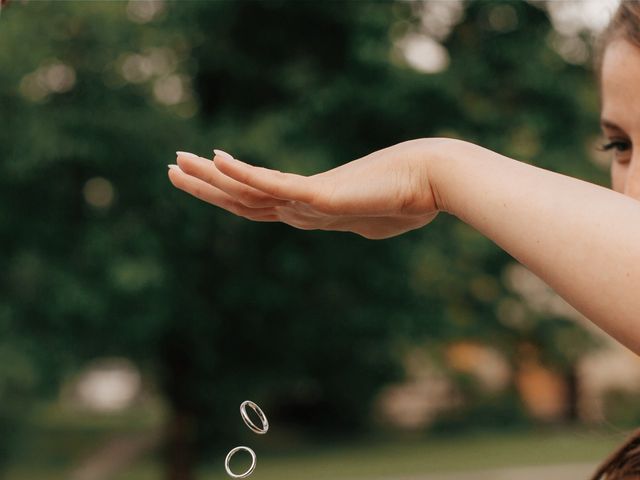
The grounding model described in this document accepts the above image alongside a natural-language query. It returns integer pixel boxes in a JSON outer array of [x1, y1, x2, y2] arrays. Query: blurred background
[[1, 0, 638, 479]]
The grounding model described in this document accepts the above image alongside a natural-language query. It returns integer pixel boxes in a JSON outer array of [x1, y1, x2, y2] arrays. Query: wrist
[[418, 137, 475, 216]]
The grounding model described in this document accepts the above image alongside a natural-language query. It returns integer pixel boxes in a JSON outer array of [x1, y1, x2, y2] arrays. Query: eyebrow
[[600, 118, 626, 132]]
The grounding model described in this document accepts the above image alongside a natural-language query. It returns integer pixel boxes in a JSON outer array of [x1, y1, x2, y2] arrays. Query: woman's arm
[[428, 140, 640, 354], [168, 139, 640, 354]]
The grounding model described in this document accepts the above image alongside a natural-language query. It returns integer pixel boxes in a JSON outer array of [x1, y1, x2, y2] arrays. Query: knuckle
[[178, 161, 196, 176], [237, 189, 260, 206], [193, 185, 205, 200], [204, 170, 216, 186], [228, 202, 246, 216]]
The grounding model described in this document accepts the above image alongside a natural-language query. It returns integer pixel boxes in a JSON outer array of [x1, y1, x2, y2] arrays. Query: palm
[[168, 140, 440, 239]]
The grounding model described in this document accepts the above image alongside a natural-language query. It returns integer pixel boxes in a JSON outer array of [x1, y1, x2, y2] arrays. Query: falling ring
[[240, 400, 269, 434], [225, 446, 256, 478]]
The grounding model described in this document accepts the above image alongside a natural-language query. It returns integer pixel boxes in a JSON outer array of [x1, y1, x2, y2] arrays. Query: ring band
[[240, 400, 269, 434], [225, 446, 256, 478]]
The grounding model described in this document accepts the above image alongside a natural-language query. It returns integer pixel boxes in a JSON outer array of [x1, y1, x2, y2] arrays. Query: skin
[[168, 39, 640, 355], [602, 40, 639, 197]]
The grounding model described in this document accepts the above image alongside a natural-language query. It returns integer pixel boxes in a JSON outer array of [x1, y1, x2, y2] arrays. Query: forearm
[[428, 139, 640, 354]]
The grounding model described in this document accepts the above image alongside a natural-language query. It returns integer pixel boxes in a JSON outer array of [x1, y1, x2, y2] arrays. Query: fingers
[[176, 151, 288, 208], [168, 165, 278, 221], [212, 151, 316, 204]]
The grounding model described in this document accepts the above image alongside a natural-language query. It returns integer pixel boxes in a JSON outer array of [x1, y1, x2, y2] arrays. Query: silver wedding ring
[[240, 400, 269, 434], [225, 446, 256, 479], [224, 401, 268, 477]]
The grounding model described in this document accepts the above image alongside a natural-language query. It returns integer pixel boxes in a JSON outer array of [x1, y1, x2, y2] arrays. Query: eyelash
[[599, 140, 631, 152], [598, 139, 632, 162]]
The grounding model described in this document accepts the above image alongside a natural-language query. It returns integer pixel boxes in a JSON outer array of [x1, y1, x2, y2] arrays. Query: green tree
[[0, 1, 606, 479]]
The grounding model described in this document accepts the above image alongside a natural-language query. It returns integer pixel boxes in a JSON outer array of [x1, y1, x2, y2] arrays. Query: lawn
[[5, 410, 627, 480]]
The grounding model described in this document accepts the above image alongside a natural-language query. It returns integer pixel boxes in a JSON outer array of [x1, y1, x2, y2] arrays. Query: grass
[[5, 424, 628, 480]]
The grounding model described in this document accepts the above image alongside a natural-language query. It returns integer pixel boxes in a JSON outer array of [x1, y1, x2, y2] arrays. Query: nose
[[624, 151, 640, 200]]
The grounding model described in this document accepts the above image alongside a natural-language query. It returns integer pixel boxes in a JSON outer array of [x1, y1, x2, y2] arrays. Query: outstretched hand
[[168, 139, 446, 239]]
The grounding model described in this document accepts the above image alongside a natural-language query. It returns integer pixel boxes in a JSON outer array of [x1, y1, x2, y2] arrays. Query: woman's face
[[601, 39, 640, 199]]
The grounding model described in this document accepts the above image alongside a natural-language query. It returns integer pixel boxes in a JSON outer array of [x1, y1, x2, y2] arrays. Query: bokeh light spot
[[153, 74, 185, 105], [83, 177, 115, 209], [19, 62, 76, 101], [401, 34, 449, 74], [126, 0, 165, 24]]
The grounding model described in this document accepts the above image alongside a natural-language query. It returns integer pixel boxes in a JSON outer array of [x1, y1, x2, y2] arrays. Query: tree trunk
[[160, 329, 198, 480], [165, 410, 195, 480], [564, 363, 580, 423]]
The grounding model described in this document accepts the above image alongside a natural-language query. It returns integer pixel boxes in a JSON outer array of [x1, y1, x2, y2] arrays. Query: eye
[[599, 139, 632, 164]]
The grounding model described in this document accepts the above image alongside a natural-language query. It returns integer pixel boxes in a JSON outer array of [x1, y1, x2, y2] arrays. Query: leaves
[[0, 0, 607, 468]]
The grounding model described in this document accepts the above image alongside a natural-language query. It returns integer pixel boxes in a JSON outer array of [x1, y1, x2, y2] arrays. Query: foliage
[[0, 0, 607, 476], [603, 389, 640, 427]]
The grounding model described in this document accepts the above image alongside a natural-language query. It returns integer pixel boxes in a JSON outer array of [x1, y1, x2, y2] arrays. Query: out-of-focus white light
[[153, 74, 185, 105], [420, 0, 465, 40], [43, 63, 76, 93], [118, 48, 178, 84], [121, 53, 154, 84], [547, 0, 621, 36], [545, 0, 620, 65], [126, 0, 165, 24], [401, 34, 449, 74], [19, 62, 76, 101], [549, 33, 590, 65], [75, 358, 142, 412]]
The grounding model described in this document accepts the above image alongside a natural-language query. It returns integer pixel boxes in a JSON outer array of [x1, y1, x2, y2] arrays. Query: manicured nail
[[176, 151, 201, 161], [168, 164, 181, 171], [213, 149, 234, 161]]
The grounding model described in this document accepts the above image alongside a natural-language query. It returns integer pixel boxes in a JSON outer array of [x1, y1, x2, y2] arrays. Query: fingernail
[[168, 164, 181, 171], [176, 151, 201, 161], [213, 149, 234, 161]]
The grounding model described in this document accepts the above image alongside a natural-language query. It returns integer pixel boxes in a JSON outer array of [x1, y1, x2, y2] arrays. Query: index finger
[[213, 150, 315, 204]]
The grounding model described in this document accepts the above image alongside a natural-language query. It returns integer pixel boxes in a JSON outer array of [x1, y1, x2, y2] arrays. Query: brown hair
[[590, 3, 640, 477], [590, 428, 640, 480]]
